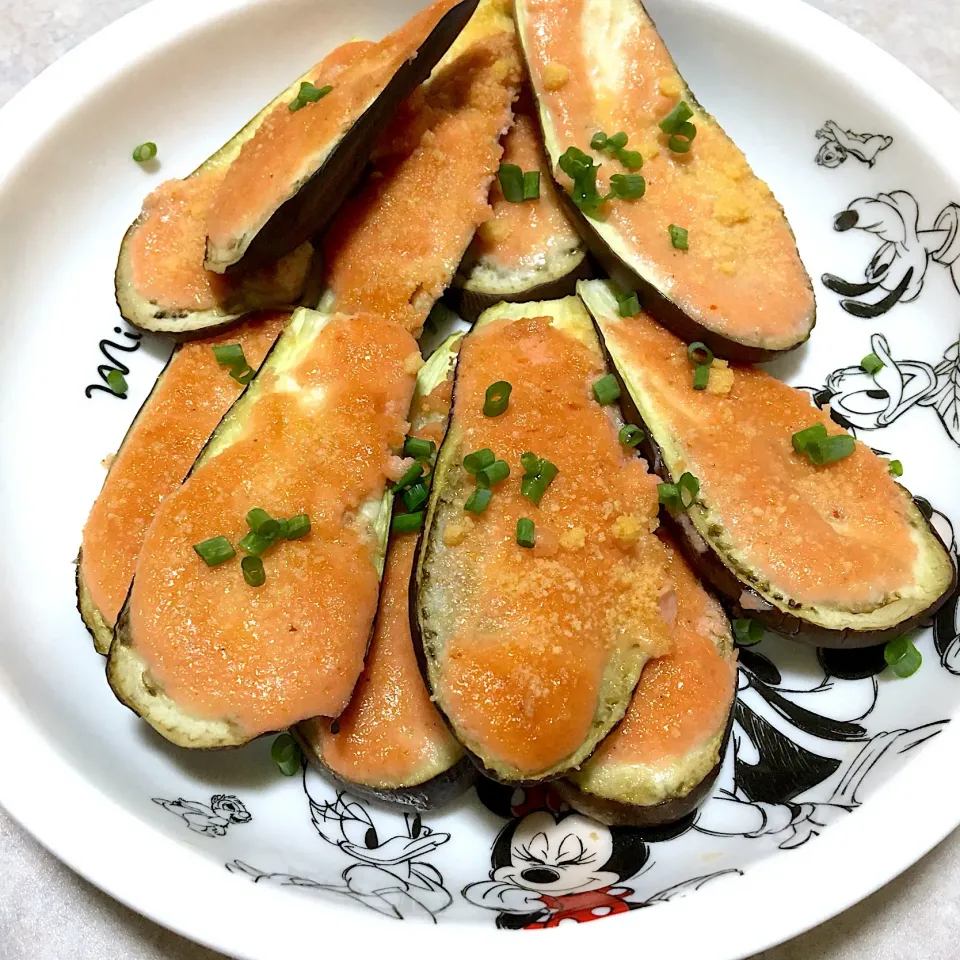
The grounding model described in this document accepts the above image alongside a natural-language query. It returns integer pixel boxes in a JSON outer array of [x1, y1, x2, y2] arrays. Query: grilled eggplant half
[[321, 0, 522, 336], [557, 533, 736, 826], [515, 0, 815, 361], [297, 337, 476, 808], [204, 0, 479, 276], [413, 295, 673, 783], [579, 279, 956, 648], [78, 312, 289, 654], [451, 90, 589, 322], [108, 307, 422, 747]]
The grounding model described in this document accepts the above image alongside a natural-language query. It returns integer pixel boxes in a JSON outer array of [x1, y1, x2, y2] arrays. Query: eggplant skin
[[579, 281, 956, 650], [75, 550, 112, 655], [215, 0, 481, 275]]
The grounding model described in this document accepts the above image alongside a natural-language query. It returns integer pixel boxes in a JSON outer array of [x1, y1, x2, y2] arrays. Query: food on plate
[[557, 533, 736, 825], [451, 90, 589, 322], [108, 307, 422, 747], [579, 279, 956, 648], [414, 295, 673, 782], [298, 337, 476, 808], [77, 311, 289, 654], [204, 0, 480, 275], [322, 0, 522, 335], [515, 0, 816, 361]]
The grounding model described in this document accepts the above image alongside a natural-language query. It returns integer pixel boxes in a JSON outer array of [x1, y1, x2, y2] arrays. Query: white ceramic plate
[[2, 0, 960, 956]]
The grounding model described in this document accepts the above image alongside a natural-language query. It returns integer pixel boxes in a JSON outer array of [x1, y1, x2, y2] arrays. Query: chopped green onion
[[464, 488, 492, 515], [571, 163, 603, 216], [559, 146, 594, 179], [733, 618, 764, 646], [617, 291, 641, 317], [230, 365, 255, 386], [498, 163, 525, 202], [404, 436, 436, 460], [463, 448, 495, 474], [538, 459, 559, 486], [483, 381, 512, 417], [657, 482, 679, 507], [806, 434, 856, 466], [619, 424, 645, 447], [678, 471, 700, 508], [884, 635, 922, 678], [417, 457, 434, 480], [477, 460, 510, 488], [402, 482, 430, 512], [241, 555, 266, 587], [271, 734, 302, 776], [668, 128, 696, 153], [394, 461, 425, 490], [132, 141, 157, 163], [520, 451, 541, 475], [193, 535, 235, 567], [791, 422, 828, 454], [246, 507, 280, 538], [521, 475, 548, 506], [687, 341, 713, 366], [659, 100, 693, 134], [106, 369, 128, 395], [289, 81, 332, 112], [590, 131, 608, 150], [213, 343, 246, 368], [861, 352, 884, 375], [608, 173, 646, 200], [888, 459, 904, 477], [523, 170, 541, 200], [516, 518, 536, 548], [604, 131, 626, 150], [693, 363, 711, 390], [669, 224, 689, 250], [239, 531, 274, 557], [392, 511, 424, 533], [284, 514, 311, 540], [593, 374, 621, 405], [618, 149, 643, 170]]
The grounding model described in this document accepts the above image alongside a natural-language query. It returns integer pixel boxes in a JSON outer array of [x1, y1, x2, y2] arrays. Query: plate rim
[[1, 0, 959, 956]]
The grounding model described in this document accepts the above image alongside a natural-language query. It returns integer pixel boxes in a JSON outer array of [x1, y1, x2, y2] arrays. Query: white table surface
[[2, 1, 959, 957]]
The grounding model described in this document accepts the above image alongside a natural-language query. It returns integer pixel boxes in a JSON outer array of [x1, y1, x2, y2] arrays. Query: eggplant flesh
[[579, 279, 956, 649], [515, 0, 816, 362], [205, 0, 481, 276], [107, 307, 408, 748], [413, 296, 672, 783]]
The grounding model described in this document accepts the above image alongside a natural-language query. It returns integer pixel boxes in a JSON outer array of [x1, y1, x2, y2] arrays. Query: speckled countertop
[[1, 1, 959, 957]]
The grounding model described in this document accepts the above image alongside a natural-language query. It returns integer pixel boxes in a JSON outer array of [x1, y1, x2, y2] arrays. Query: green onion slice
[[520, 452, 541, 476], [590, 131, 608, 150], [884, 635, 922, 678], [523, 170, 541, 200], [687, 341, 714, 366], [241, 555, 266, 587], [593, 374, 621, 405], [618, 149, 643, 170], [498, 163, 525, 203], [483, 381, 512, 417], [402, 482, 430, 512], [464, 488, 492, 515], [132, 141, 157, 163], [669, 223, 689, 250], [394, 461, 425, 491], [609, 173, 646, 200], [806, 434, 856, 466], [289, 81, 332, 112], [619, 424, 645, 447], [106, 369, 128, 395], [477, 460, 510, 489], [463, 449, 495, 474], [284, 514, 311, 540], [559, 146, 594, 179], [392, 511, 424, 533], [668, 121, 697, 153], [733, 618, 764, 646], [246, 508, 280, 538], [606, 131, 628, 150], [888, 459, 904, 477], [271, 734, 302, 776], [193, 535, 235, 567], [791, 422, 828, 454], [659, 100, 693, 134], [678, 471, 700, 508], [239, 531, 274, 557], [213, 343, 246, 368], [404, 436, 436, 460], [520, 475, 547, 507], [516, 517, 536, 548], [657, 482, 679, 507], [861, 352, 884, 375], [692, 363, 711, 391], [617, 291, 641, 317]]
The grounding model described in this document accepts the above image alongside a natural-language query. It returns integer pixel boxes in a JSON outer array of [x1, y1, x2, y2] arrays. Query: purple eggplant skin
[[227, 0, 480, 275], [295, 727, 477, 811], [596, 331, 958, 650], [554, 707, 735, 828], [555, 189, 815, 364]]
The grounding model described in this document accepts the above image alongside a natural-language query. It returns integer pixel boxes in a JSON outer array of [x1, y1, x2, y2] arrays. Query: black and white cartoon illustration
[[465, 785, 738, 929], [85, 323, 142, 398], [153, 794, 251, 837], [815, 120, 892, 168], [227, 767, 453, 921], [693, 643, 948, 849], [822, 191, 960, 318]]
